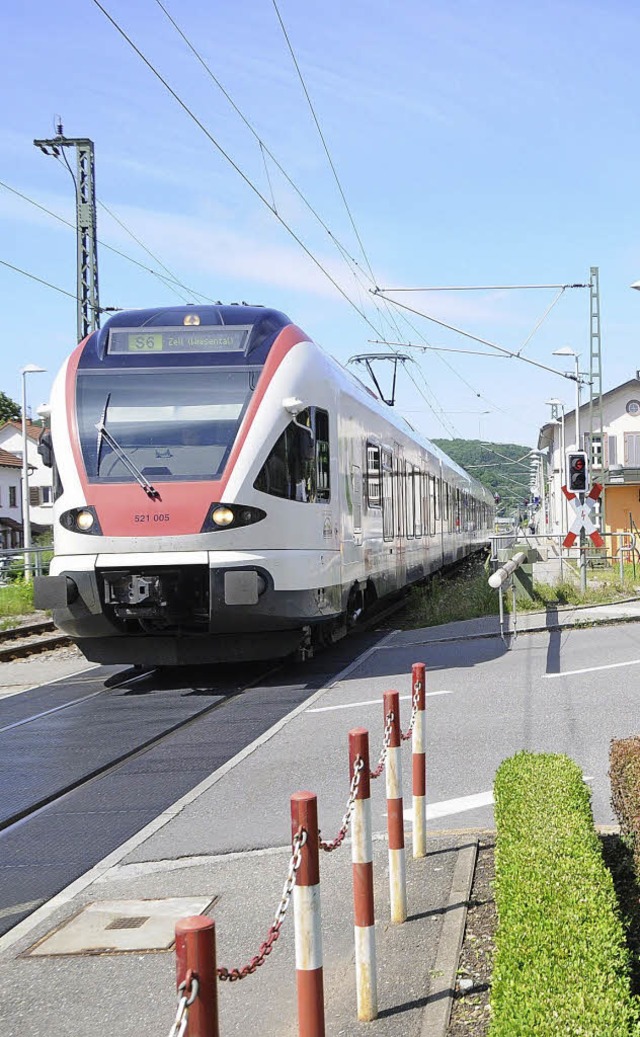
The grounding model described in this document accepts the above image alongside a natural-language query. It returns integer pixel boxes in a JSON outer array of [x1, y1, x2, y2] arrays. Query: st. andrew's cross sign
[[561, 483, 604, 548]]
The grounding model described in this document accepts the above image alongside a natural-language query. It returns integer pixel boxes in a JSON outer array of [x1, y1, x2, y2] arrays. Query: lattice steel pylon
[[34, 128, 100, 344], [588, 266, 605, 529]]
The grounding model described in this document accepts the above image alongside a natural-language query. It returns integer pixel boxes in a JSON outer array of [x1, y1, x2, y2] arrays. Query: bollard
[[291, 792, 325, 1037], [411, 663, 427, 858], [349, 728, 378, 1021], [384, 690, 407, 923], [175, 916, 219, 1037]]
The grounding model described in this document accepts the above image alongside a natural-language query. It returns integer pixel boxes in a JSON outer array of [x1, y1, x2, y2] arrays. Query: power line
[[0, 178, 213, 304], [271, 0, 377, 285], [90, 0, 388, 338], [0, 257, 78, 301], [150, 0, 372, 284]]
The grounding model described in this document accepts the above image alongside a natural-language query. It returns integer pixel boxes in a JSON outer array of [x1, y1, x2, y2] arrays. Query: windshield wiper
[[95, 419, 161, 500]]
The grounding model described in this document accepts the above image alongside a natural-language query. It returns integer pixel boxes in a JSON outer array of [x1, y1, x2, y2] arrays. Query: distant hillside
[[432, 439, 533, 513]]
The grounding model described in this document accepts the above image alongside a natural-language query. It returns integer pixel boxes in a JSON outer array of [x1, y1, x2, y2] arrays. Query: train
[[34, 304, 495, 665]]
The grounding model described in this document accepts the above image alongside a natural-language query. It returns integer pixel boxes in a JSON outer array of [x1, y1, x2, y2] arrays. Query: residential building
[[0, 448, 23, 549], [0, 419, 52, 533], [538, 373, 640, 548]]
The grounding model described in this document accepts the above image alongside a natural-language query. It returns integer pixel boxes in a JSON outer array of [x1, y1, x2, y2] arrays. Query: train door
[[394, 445, 406, 588]]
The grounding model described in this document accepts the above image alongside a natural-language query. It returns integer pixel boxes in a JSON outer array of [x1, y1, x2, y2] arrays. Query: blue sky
[[2, 0, 639, 446]]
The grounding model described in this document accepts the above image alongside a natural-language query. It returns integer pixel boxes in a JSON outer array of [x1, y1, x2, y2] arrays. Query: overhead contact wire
[[91, 0, 389, 338]]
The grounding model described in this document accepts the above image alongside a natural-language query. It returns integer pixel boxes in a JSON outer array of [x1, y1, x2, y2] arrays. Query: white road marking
[[307, 690, 453, 714], [543, 657, 640, 679], [402, 790, 495, 822]]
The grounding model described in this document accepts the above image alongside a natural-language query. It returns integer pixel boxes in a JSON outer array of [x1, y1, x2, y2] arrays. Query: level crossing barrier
[[167, 662, 428, 1036], [488, 550, 527, 645]]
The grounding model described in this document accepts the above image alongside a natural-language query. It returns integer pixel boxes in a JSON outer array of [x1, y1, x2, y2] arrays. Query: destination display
[[108, 326, 250, 355]]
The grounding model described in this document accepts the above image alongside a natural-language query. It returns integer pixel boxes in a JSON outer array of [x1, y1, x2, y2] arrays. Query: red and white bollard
[[291, 792, 325, 1037], [349, 728, 378, 1020], [384, 690, 407, 923], [411, 663, 427, 858], [175, 915, 219, 1037]]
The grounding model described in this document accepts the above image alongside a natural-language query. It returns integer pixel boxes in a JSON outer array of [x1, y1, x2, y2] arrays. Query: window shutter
[[29, 487, 40, 506]]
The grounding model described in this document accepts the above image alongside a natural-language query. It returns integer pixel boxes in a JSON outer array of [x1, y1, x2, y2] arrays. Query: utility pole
[[34, 120, 100, 344]]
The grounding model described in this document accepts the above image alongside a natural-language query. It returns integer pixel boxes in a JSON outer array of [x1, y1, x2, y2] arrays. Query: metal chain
[[168, 971, 199, 1037], [319, 756, 364, 851], [217, 827, 307, 981], [370, 710, 394, 779], [401, 679, 422, 741]]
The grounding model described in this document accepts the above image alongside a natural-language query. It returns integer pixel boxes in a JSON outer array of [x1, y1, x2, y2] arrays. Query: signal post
[[564, 451, 603, 593]]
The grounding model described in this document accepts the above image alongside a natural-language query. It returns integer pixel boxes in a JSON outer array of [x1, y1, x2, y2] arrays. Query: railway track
[[0, 620, 72, 661]]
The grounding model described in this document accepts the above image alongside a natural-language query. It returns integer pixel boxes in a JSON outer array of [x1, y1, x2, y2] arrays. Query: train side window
[[429, 476, 436, 535], [413, 466, 422, 536], [382, 449, 394, 541], [255, 407, 330, 503], [352, 464, 362, 532], [405, 462, 414, 538], [366, 443, 381, 507], [422, 472, 429, 536], [315, 409, 330, 502]]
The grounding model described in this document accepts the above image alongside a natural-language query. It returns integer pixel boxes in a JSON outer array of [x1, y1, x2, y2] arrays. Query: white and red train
[[35, 304, 494, 665]]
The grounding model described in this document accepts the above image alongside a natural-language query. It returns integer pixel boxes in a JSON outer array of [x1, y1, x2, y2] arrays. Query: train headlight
[[60, 505, 102, 535], [200, 502, 267, 532], [76, 510, 95, 531], [211, 507, 234, 527]]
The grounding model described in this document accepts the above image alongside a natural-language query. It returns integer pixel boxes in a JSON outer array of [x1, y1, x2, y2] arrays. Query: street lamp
[[552, 347, 581, 450], [20, 364, 46, 582], [546, 398, 566, 531]]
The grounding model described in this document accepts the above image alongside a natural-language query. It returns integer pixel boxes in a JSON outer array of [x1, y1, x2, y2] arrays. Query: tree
[[0, 391, 20, 424]]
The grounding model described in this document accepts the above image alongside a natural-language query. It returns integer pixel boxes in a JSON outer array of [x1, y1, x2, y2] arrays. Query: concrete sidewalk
[[1, 598, 638, 1037]]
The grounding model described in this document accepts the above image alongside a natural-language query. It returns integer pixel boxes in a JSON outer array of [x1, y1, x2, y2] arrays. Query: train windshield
[[76, 366, 261, 483]]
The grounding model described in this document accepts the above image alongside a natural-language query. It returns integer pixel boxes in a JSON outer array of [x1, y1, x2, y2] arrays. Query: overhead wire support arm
[[372, 283, 592, 293], [370, 290, 585, 380]]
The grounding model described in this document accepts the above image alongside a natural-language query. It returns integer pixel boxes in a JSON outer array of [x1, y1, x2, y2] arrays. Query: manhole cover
[[26, 897, 216, 956]]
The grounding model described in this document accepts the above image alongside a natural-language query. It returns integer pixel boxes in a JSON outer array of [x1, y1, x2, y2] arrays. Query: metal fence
[[0, 546, 52, 585]]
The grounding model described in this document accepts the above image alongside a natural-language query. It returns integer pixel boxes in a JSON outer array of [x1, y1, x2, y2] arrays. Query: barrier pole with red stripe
[[384, 690, 407, 923], [175, 915, 219, 1037], [411, 663, 427, 858], [349, 727, 378, 1020], [291, 792, 325, 1037]]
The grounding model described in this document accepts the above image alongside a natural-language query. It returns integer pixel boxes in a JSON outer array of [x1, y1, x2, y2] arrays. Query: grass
[[398, 557, 499, 629], [0, 580, 34, 620]]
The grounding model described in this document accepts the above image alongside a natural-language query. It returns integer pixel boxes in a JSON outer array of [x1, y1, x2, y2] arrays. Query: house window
[[609, 436, 617, 466], [624, 433, 640, 467], [9, 486, 17, 508]]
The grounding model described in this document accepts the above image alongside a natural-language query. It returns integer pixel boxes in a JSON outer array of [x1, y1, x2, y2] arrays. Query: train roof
[[91, 305, 491, 503]]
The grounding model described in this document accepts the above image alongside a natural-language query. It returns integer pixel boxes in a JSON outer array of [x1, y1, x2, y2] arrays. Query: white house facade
[[0, 448, 23, 549], [538, 374, 640, 547], [0, 420, 52, 533]]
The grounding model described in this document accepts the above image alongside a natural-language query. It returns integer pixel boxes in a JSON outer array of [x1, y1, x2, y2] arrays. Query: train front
[[35, 304, 331, 665]]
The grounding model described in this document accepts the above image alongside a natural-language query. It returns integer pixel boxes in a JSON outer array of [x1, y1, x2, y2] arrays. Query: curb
[[420, 838, 478, 1037]]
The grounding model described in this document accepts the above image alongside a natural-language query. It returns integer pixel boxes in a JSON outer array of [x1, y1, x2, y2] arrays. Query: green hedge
[[610, 737, 640, 879], [491, 752, 639, 1036]]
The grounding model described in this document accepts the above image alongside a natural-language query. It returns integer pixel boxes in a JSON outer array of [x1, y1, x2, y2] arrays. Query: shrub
[[610, 737, 640, 879], [491, 751, 639, 1036]]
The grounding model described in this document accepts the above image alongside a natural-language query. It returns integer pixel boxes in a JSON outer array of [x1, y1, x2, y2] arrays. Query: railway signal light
[[567, 451, 588, 492]]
